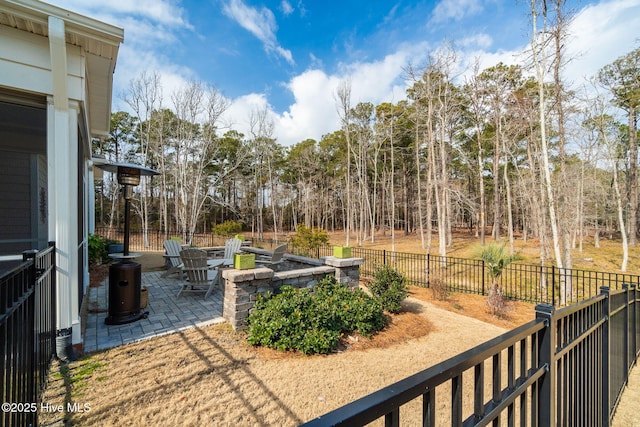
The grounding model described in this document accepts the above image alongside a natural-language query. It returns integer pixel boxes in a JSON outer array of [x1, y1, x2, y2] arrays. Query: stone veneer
[[220, 253, 364, 329]]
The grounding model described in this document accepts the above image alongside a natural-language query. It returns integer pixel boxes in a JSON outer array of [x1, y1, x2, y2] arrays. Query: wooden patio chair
[[255, 244, 287, 266], [207, 238, 243, 268], [178, 248, 219, 299], [161, 239, 184, 278]]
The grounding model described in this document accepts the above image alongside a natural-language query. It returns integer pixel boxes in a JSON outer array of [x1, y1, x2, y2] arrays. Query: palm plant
[[477, 244, 521, 315]]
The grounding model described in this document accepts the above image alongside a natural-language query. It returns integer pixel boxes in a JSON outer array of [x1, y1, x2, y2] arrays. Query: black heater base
[[105, 261, 147, 325], [105, 311, 147, 325]]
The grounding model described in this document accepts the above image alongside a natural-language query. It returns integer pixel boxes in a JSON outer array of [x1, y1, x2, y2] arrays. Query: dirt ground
[[41, 232, 637, 425]]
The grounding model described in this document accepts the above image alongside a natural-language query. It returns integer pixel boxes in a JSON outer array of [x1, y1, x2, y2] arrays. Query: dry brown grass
[[326, 229, 639, 273], [612, 363, 640, 427], [42, 302, 507, 426]]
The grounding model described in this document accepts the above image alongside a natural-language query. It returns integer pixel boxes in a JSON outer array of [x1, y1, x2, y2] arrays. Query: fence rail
[[94, 227, 286, 252], [302, 246, 639, 306], [95, 228, 639, 306], [0, 243, 57, 427], [302, 285, 640, 426]]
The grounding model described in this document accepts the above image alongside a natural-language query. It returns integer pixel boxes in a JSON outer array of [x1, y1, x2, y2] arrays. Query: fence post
[[481, 260, 485, 296], [22, 249, 38, 427], [535, 303, 555, 426], [623, 284, 630, 378], [426, 253, 430, 287], [632, 285, 638, 359], [601, 286, 611, 427], [383, 250, 387, 266], [23, 249, 38, 298], [551, 266, 556, 306]]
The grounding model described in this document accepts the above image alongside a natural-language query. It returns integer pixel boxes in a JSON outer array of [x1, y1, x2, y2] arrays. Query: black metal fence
[[95, 228, 639, 306], [1, 243, 57, 427], [306, 245, 639, 306], [301, 285, 640, 426], [94, 227, 286, 252]]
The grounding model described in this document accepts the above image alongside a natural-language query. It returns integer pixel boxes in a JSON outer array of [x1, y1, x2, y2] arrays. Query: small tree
[[289, 223, 329, 257], [212, 220, 243, 236], [477, 244, 520, 316]]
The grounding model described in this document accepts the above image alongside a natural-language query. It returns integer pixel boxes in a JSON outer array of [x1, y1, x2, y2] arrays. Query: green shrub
[[289, 223, 329, 257], [212, 220, 244, 236], [87, 234, 121, 265], [246, 276, 386, 354], [88, 234, 106, 265], [369, 266, 408, 313]]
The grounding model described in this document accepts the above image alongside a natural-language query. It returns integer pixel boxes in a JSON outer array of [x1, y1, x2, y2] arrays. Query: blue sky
[[49, 0, 640, 145]]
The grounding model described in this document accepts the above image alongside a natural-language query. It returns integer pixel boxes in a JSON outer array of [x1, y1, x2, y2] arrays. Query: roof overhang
[[0, 0, 124, 136]]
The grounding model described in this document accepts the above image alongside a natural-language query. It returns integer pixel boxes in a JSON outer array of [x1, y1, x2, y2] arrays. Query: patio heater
[[95, 161, 159, 325]]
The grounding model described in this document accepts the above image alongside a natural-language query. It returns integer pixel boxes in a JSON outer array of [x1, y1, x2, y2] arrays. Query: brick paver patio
[[83, 271, 225, 353]]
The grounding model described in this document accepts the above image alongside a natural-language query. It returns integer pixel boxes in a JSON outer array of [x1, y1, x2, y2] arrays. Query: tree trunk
[[613, 160, 629, 271], [531, 0, 564, 275], [628, 108, 638, 246]]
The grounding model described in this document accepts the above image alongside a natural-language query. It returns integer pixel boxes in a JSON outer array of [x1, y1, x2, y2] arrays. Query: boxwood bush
[[246, 276, 386, 354], [368, 266, 408, 313]]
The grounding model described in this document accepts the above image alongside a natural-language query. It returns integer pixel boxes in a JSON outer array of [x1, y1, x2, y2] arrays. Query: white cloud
[[222, 53, 415, 147], [269, 45, 429, 146], [48, 0, 195, 113], [308, 53, 324, 68], [460, 33, 493, 50], [280, 0, 294, 16], [276, 70, 342, 145], [430, 0, 484, 24], [111, 47, 194, 112], [563, 0, 640, 85], [222, 93, 271, 138], [451, 0, 640, 87], [51, 0, 640, 151], [222, 0, 294, 65], [49, 0, 191, 29]]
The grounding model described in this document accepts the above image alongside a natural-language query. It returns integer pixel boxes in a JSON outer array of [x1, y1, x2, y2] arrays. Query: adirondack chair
[[207, 238, 243, 268], [178, 248, 219, 299], [161, 239, 184, 278], [255, 244, 287, 266]]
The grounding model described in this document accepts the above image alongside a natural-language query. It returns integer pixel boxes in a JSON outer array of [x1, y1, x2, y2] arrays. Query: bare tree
[[584, 89, 629, 271], [249, 107, 281, 241], [464, 61, 488, 246], [598, 47, 640, 247], [170, 81, 230, 244], [336, 80, 353, 246], [123, 71, 162, 247], [529, 0, 564, 274]]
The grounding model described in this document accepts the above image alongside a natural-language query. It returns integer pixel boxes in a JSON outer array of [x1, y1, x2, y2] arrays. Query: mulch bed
[[89, 263, 109, 287]]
